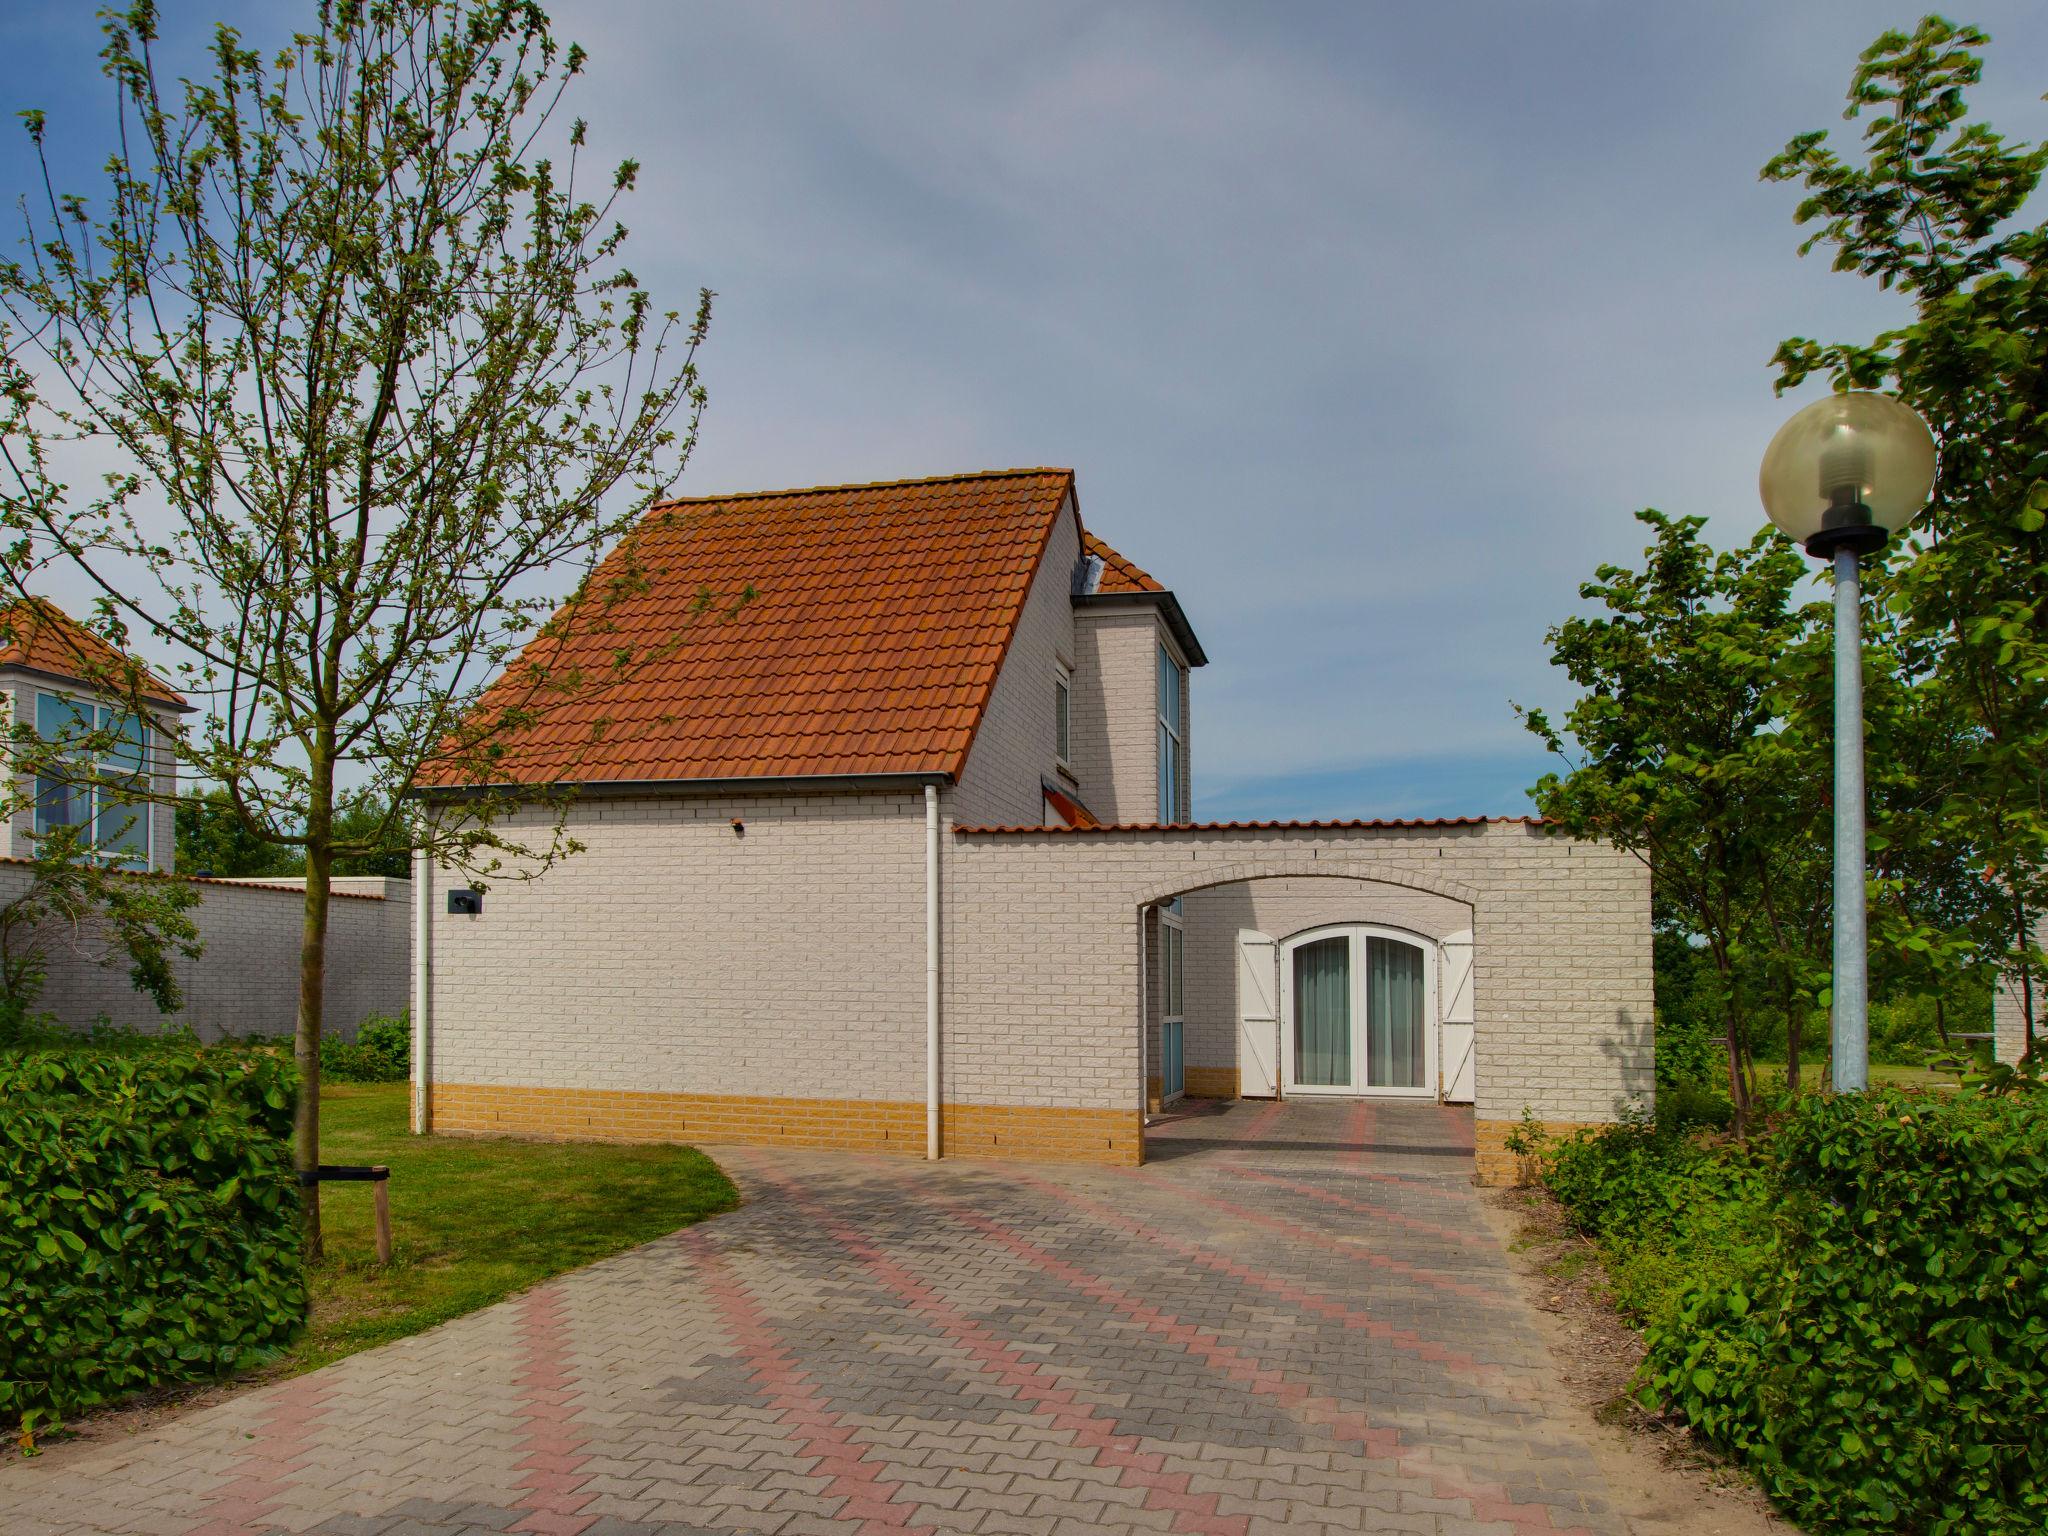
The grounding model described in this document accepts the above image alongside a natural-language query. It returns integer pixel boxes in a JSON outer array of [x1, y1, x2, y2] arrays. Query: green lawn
[[1752, 1059, 1968, 1091], [297, 1083, 737, 1370]]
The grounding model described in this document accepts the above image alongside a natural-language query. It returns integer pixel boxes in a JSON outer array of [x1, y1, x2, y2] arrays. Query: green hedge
[[1637, 1089, 2048, 1533], [319, 1012, 410, 1083], [0, 1047, 307, 1435]]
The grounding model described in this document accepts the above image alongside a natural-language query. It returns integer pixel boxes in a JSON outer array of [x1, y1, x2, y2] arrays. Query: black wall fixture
[[447, 889, 483, 915]]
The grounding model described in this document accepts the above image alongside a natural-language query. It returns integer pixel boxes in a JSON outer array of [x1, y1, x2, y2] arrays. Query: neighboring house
[[0, 598, 187, 873], [412, 469, 1652, 1179], [1993, 922, 2042, 1066]]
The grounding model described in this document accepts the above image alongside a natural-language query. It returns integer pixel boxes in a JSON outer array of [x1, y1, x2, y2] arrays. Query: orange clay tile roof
[[1083, 531, 1163, 594], [0, 598, 189, 708], [417, 469, 1079, 788]]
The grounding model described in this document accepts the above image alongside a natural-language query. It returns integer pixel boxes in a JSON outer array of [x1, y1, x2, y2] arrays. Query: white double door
[[1279, 925, 1436, 1098]]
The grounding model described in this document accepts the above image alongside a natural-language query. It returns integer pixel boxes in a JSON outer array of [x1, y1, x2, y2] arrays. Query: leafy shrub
[[1656, 1078, 1734, 1133], [0, 1045, 306, 1438], [1546, 1114, 1770, 1327], [1640, 1088, 2048, 1533], [318, 1011, 410, 1083]]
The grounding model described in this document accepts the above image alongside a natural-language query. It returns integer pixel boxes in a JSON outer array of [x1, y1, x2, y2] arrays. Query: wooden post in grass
[[309, 1165, 393, 1265], [372, 1167, 392, 1265]]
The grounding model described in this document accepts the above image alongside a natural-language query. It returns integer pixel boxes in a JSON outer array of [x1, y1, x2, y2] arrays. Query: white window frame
[[1054, 661, 1073, 773], [1156, 642, 1186, 824], [1160, 905, 1186, 1102], [1277, 923, 1438, 1100], [32, 688, 154, 871]]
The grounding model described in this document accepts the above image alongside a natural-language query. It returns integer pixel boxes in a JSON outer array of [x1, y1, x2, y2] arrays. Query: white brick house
[[414, 470, 1652, 1177]]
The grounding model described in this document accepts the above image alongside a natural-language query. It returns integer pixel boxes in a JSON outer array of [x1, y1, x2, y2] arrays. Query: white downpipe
[[925, 784, 942, 1160], [410, 847, 433, 1135]]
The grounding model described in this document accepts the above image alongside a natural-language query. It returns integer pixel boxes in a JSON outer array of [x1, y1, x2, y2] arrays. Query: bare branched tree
[[0, 0, 713, 1252]]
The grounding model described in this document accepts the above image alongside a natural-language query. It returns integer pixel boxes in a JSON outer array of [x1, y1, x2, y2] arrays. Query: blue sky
[[3, 3, 2044, 820]]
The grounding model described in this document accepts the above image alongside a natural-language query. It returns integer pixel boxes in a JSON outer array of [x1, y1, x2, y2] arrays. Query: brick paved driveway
[[0, 1099, 1624, 1536]]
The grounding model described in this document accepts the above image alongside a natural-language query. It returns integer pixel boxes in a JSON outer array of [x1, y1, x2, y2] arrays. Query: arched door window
[[1279, 926, 1436, 1097]]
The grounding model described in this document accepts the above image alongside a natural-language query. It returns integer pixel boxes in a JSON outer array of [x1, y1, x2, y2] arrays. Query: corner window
[[1156, 644, 1187, 824], [33, 691, 152, 869], [1054, 664, 1072, 770]]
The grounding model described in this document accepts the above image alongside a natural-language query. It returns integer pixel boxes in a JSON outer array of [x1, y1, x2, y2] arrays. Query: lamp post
[[1759, 391, 1937, 1093]]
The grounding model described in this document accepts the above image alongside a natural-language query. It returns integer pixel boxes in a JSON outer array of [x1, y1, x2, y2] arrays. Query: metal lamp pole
[[1759, 391, 1936, 1095], [1826, 541, 1871, 1093]]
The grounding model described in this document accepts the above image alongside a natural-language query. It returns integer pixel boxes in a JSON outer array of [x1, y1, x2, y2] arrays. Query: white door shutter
[[1237, 930, 1280, 1098], [1440, 929, 1475, 1102]]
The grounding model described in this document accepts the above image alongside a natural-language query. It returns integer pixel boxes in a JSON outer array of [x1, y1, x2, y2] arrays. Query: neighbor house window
[[1156, 643, 1186, 823], [34, 691, 152, 869], [1054, 663, 1072, 770]]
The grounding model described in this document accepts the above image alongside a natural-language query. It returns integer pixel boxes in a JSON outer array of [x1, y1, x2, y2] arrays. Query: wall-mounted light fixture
[[447, 889, 483, 915], [731, 817, 745, 837]]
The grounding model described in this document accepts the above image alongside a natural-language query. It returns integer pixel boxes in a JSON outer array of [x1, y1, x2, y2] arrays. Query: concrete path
[[0, 1099, 1626, 1535]]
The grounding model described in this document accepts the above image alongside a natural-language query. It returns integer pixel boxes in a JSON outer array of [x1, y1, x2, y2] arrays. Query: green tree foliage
[[175, 787, 300, 879], [0, 1044, 305, 1441], [0, 1, 716, 1253], [1764, 16, 2048, 1061], [176, 787, 411, 879], [1520, 512, 1825, 1132]]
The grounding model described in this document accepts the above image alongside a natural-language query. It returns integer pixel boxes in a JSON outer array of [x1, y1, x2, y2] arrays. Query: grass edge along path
[[299, 1083, 736, 1371]]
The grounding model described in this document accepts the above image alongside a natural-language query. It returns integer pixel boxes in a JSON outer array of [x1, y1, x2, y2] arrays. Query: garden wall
[[4, 863, 411, 1040]]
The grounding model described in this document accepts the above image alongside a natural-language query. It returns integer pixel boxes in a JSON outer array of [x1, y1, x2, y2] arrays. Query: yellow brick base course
[[1472, 1116, 1603, 1187], [433, 1083, 1143, 1166], [1182, 1066, 1239, 1099]]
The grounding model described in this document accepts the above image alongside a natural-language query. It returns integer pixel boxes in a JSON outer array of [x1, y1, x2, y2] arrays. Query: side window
[[33, 691, 152, 869], [1055, 664, 1072, 770], [1156, 643, 1186, 823]]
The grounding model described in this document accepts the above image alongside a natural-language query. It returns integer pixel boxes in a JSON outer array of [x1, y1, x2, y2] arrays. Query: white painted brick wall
[[424, 801, 1649, 1124], [952, 499, 1079, 829], [427, 791, 928, 1100], [943, 821, 1652, 1122], [1069, 609, 1165, 824], [14, 869, 409, 1039]]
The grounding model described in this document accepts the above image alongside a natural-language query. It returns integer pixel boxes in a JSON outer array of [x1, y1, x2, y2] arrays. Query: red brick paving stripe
[[1010, 1169, 1506, 1386], [176, 1377, 335, 1536], [738, 1156, 1252, 1536], [507, 1288, 598, 1536], [1221, 1164, 1490, 1247], [1345, 1099, 1371, 1172], [923, 1192, 1597, 1536], [1227, 1099, 1288, 1149], [681, 1229, 936, 1534], [1144, 1172, 1507, 1305]]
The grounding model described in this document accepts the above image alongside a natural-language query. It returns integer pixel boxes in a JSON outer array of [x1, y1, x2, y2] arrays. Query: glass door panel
[[1365, 937, 1426, 1089], [1292, 936, 1352, 1088]]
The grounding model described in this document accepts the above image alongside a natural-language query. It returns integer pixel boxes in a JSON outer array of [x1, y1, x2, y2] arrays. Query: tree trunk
[[1933, 993, 1950, 1050], [294, 756, 336, 1258], [1785, 980, 1803, 1097], [1719, 980, 1751, 1139]]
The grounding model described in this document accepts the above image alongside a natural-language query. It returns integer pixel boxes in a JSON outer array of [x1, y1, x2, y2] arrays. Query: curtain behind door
[[1366, 938, 1426, 1089], [1293, 937, 1351, 1086]]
